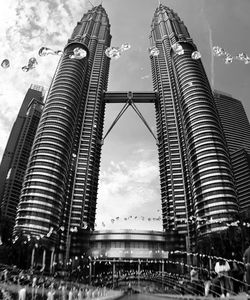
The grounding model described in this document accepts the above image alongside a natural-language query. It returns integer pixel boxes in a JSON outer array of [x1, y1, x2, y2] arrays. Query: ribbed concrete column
[[14, 43, 89, 243], [112, 260, 116, 288], [41, 249, 46, 272], [50, 246, 55, 274], [172, 43, 238, 234], [30, 247, 35, 269]]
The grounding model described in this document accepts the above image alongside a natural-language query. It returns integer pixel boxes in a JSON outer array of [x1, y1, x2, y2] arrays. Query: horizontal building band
[[91, 230, 167, 242], [104, 91, 158, 103]]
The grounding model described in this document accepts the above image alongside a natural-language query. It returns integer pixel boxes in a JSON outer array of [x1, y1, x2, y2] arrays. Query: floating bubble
[[21, 57, 38, 72], [105, 46, 121, 59], [234, 52, 250, 64], [110, 51, 121, 59], [225, 56, 233, 64], [39, 47, 55, 56], [22, 66, 30, 72], [244, 58, 250, 64], [148, 46, 160, 57], [220, 48, 225, 56], [212, 46, 220, 56], [191, 51, 201, 60], [73, 47, 87, 58], [28, 57, 38, 68], [69, 47, 87, 60], [55, 50, 63, 55], [1, 59, 10, 69], [120, 43, 131, 52], [38, 47, 63, 57], [171, 42, 184, 55], [212, 46, 225, 57], [238, 53, 247, 60], [213, 46, 250, 66]]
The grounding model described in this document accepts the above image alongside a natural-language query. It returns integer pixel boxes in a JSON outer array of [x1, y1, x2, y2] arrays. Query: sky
[[0, 0, 250, 231]]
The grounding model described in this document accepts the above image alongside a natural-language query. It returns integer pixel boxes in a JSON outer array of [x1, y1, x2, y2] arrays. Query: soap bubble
[[225, 56, 233, 64], [148, 46, 160, 57], [213, 46, 250, 66], [55, 50, 63, 55], [39, 47, 55, 56], [213, 46, 225, 57], [69, 47, 87, 60], [28, 57, 38, 68], [22, 66, 29, 72], [212, 46, 220, 56], [1, 59, 10, 69], [171, 42, 184, 55], [120, 43, 131, 52], [191, 51, 201, 60], [39, 47, 63, 56], [105, 44, 130, 59], [237, 53, 247, 61], [105, 47, 121, 59], [22, 57, 38, 72], [244, 58, 250, 64]]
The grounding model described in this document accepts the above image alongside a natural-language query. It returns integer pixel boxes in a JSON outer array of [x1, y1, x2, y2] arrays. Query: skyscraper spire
[[87, 0, 94, 8]]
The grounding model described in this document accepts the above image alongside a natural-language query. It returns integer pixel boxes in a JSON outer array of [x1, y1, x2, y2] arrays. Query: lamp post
[[137, 259, 141, 290], [89, 256, 92, 285], [65, 227, 78, 270]]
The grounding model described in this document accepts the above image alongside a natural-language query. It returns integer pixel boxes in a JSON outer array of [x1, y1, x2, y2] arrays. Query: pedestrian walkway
[[154, 293, 250, 300], [0, 282, 124, 300]]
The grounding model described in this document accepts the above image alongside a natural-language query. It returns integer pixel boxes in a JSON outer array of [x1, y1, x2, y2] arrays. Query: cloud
[[0, 0, 89, 155], [2, 0, 88, 52], [96, 151, 162, 231]]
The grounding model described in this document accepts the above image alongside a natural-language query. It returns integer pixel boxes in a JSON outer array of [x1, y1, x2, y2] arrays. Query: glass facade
[[214, 91, 250, 214], [0, 85, 44, 231], [150, 5, 238, 246]]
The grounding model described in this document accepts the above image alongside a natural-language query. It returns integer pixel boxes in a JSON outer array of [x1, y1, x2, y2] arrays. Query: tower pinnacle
[[87, 0, 94, 8]]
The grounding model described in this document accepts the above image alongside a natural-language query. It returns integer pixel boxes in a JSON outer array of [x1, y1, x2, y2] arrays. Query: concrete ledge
[[94, 290, 125, 299]]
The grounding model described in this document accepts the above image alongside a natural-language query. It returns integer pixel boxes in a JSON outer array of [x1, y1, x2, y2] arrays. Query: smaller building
[[213, 90, 250, 155], [231, 149, 250, 215], [62, 229, 187, 287], [89, 229, 169, 260], [0, 84, 45, 232], [213, 91, 250, 218]]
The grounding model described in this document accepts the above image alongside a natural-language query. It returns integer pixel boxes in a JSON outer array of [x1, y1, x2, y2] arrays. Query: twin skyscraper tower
[[10, 4, 238, 258]]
